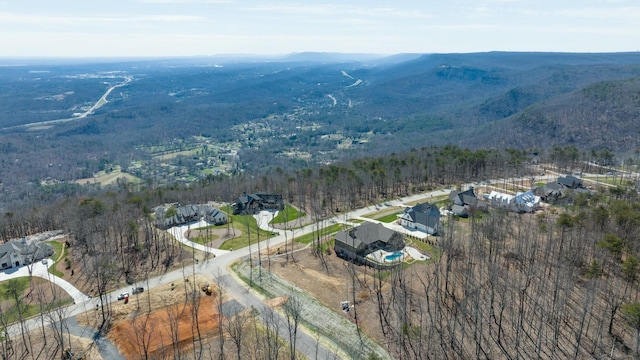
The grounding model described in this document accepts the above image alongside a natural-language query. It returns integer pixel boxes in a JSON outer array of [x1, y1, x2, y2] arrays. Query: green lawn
[[270, 204, 305, 224], [0, 277, 30, 301], [294, 224, 344, 244], [1, 277, 73, 322], [376, 213, 400, 223], [190, 233, 220, 245], [219, 214, 275, 250], [46, 240, 66, 277], [0, 298, 74, 325]]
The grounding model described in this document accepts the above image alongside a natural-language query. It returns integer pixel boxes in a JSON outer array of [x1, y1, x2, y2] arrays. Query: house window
[[1, 263, 7, 268]]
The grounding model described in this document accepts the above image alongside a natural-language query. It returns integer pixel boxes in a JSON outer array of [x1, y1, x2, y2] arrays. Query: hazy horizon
[[1, 0, 638, 58]]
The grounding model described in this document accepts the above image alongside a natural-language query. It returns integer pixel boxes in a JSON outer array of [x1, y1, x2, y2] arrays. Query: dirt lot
[[78, 274, 222, 359], [266, 244, 431, 347]]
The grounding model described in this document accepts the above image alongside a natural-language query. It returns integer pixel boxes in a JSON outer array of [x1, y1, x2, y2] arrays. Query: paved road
[[4, 185, 466, 358]]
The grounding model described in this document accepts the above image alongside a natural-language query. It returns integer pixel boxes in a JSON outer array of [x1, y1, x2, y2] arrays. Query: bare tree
[[283, 295, 302, 360], [130, 312, 156, 360], [224, 309, 250, 360]]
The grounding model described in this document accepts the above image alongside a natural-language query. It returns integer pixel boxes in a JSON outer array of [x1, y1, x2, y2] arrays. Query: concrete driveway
[[0, 259, 89, 304], [167, 219, 231, 256]]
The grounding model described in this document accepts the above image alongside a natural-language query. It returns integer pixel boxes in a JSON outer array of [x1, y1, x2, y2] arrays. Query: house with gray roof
[[334, 222, 404, 265], [558, 175, 583, 189], [0, 239, 54, 270], [449, 188, 477, 217], [535, 175, 590, 203], [399, 202, 442, 235], [155, 204, 228, 229], [232, 193, 284, 215]]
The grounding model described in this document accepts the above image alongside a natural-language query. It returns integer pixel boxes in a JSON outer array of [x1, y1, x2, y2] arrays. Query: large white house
[[484, 190, 541, 213], [0, 239, 54, 270], [399, 202, 442, 235]]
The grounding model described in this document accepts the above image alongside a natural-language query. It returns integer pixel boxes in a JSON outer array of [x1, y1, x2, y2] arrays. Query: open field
[[74, 169, 142, 186]]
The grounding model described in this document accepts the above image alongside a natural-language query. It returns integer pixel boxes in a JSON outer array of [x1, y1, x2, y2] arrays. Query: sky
[[0, 0, 638, 58]]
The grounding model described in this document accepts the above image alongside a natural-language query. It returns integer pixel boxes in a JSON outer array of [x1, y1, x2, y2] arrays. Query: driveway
[[0, 259, 88, 304], [5, 184, 489, 357], [167, 219, 231, 257]]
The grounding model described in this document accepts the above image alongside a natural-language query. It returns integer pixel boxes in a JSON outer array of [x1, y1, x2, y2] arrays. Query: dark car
[[132, 286, 144, 294]]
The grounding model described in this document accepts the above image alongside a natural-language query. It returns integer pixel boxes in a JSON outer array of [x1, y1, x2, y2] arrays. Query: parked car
[[117, 292, 129, 300], [132, 286, 144, 294]]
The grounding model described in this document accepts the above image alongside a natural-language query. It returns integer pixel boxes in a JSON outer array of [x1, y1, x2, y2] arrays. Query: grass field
[[46, 240, 67, 277], [219, 213, 274, 250], [376, 213, 401, 223], [74, 169, 142, 186], [0, 277, 74, 324], [271, 204, 305, 224], [294, 224, 344, 244]]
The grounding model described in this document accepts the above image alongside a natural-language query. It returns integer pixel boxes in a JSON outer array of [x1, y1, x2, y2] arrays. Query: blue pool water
[[385, 251, 403, 261]]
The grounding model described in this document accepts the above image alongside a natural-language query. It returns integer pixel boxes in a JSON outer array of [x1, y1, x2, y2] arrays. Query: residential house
[[155, 204, 228, 229], [484, 190, 541, 213], [558, 175, 583, 189], [535, 175, 589, 203], [232, 193, 284, 215], [399, 202, 442, 235], [334, 222, 404, 264], [0, 239, 54, 270], [534, 182, 564, 202], [449, 187, 478, 217]]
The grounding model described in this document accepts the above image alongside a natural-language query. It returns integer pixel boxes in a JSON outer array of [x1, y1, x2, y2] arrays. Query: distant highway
[[1, 76, 132, 131]]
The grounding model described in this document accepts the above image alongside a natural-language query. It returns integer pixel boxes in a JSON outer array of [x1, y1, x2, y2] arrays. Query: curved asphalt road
[[6, 186, 462, 358]]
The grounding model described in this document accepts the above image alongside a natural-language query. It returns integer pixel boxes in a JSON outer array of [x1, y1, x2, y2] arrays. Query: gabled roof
[[558, 175, 582, 188], [335, 222, 399, 250], [404, 202, 441, 228], [449, 188, 477, 206]]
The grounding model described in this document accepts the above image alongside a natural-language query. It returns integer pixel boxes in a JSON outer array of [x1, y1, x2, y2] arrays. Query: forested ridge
[[1, 51, 640, 358], [2, 144, 640, 358], [1, 52, 639, 206]]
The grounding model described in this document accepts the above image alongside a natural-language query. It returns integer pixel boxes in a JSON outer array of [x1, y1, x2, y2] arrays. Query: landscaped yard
[[376, 213, 401, 223], [270, 204, 305, 224], [218, 213, 275, 250], [46, 239, 67, 277], [0, 277, 73, 324], [294, 224, 344, 244]]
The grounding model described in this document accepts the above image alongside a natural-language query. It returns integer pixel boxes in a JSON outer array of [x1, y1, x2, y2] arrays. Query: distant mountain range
[[0, 51, 639, 197]]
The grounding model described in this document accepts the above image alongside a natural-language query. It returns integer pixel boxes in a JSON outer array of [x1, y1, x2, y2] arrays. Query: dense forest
[[1, 143, 640, 358], [1, 52, 640, 358], [1, 52, 639, 208]]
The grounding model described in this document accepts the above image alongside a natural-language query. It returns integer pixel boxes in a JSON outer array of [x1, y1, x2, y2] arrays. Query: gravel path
[[63, 316, 124, 360]]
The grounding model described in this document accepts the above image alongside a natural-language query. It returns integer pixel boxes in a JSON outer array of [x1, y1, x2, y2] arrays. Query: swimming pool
[[385, 251, 403, 261]]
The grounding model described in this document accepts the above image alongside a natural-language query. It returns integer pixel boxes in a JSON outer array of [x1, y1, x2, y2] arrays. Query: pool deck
[[366, 246, 430, 265]]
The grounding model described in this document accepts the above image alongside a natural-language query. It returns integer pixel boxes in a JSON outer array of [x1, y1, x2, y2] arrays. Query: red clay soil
[[109, 295, 220, 359]]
